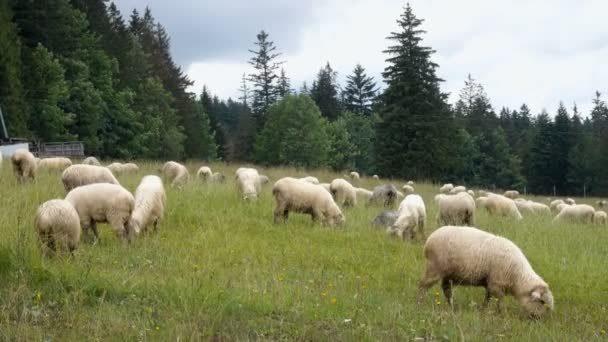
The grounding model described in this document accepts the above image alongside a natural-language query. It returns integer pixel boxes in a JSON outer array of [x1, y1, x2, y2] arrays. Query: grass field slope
[[0, 162, 607, 340]]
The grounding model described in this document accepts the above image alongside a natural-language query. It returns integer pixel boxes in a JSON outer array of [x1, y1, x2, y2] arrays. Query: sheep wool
[[259, 174, 270, 184], [349, 171, 360, 182], [475, 196, 488, 209], [11, 148, 37, 182], [504, 190, 520, 199], [596, 200, 606, 208], [402, 184, 415, 195], [83, 156, 101, 166], [368, 184, 399, 207], [554, 204, 595, 224], [197, 166, 213, 180], [35, 199, 81, 256], [372, 175, 380, 180], [272, 177, 344, 226], [161, 161, 190, 187], [449, 185, 467, 194], [62, 164, 120, 192], [389, 194, 426, 240], [417, 226, 554, 318], [564, 198, 576, 205], [38, 157, 72, 171], [436, 192, 475, 226], [485, 193, 523, 220], [235, 167, 262, 201], [594, 210, 607, 225], [299, 176, 320, 184], [549, 199, 565, 214], [371, 210, 399, 227], [330, 178, 357, 207], [439, 183, 454, 194], [129, 175, 166, 235], [355, 187, 373, 200]]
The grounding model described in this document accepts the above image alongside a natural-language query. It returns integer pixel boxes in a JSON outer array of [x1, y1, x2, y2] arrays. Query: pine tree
[[238, 73, 250, 107], [277, 68, 292, 98], [310, 62, 341, 120], [376, 4, 453, 179], [527, 111, 555, 194], [247, 30, 282, 129], [550, 102, 572, 194], [454, 74, 496, 136], [342, 64, 378, 116]]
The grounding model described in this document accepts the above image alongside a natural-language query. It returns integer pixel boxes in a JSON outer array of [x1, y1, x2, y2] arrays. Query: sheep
[[62, 164, 120, 192], [349, 171, 360, 182], [368, 184, 399, 207], [514, 199, 550, 215], [549, 199, 565, 214], [467, 189, 475, 197], [449, 185, 467, 194], [439, 183, 454, 194], [504, 190, 520, 199], [555, 202, 570, 214], [83, 156, 101, 166], [34, 157, 41, 165], [319, 183, 331, 193], [436, 192, 476, 226], [402, 184, 415, 195], [417, 226, 554, 318], [406, 180, 415, 186], [484, 193, 523, 220], [196, 166, 213, 181], [128, 175, 166, 235], [299, 176, 320, 184], [371, 210, 399, 228], [38, 157, 73, 171], [372, 174, 380, 180], [527, 201, 551, 215], [564, 198, 576, 205], [355, 187, 373, 200], [272, 177, 345, 226], [388, 195, 426, 240], [476, 196, 488, 209], [11, 148, 37, 182], [65, 183, 135, 242], [596, 200, 607, 208], [478, 190, 488, 197], [161, 161, 189, 187], [259, 174, 270, 184], [34, 199, 81, 256], [594, 210, 607, 225], [554, 204, 595, 224], [210, 172, 225, 183], [107, 162, 139, 174], [330, 178, 357, 207], [107, 162, 124, 174], [396, 191, 405, 199], [235, 167, 262, 201]]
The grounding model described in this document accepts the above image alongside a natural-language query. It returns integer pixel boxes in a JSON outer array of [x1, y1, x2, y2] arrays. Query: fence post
[[553, 185, 556, 197], [584, 185, 586, 198]]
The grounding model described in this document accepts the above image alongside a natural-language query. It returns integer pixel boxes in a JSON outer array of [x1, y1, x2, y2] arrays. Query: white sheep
[[82, 156, 101, 166], [476, 196, 488, 209], [467, 189, 475, 197], [65, 183, 134, 242], [235, 167, 262, 201], [128, 175, 166, 235], [449, 185, 467, 194], [436, 192, 475, 226], [34, 199, 81, 256], [299, 176, 320, 184], [406, 180, 415, 186], [259, 174, 270, 184], [554, 204, 595, 224], [197, 166, 213, 181], [594, 210, 607, 225], [504, 190, 520, 199], [319, 183, 332, 193], [527, 201, 551, 215], [372, 174, 380, 180], [368, 184, 399, 207], [402, 184, 415, 195], [62, 164, 120, 192], [330, 178, 357, 207], [107, 162, 139, 174], [564, 198, 576, 205], [417, 226, 554, 318], [485, 193, 523, 220], [107, 162, 124, 174], [210, 172, 225, 183], [272, 177, 345, 226], [355, 187, 373, 200], [161, 161, 189, 187], [388, 194, 426, 240], [515, 199, 550, 215], [37, 157, 72, 171], [596, 200, 607, 208], [439, 183, 454, 194], [11, 148, 37, 182], [349, 171, 360, 182], [549, 199, 565, 214]]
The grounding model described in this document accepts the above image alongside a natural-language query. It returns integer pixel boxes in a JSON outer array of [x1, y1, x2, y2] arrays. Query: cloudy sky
[[115, 0, 608, 115]]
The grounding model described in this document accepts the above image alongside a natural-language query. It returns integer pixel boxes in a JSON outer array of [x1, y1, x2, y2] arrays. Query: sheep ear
[[530, 289, 542, 301]]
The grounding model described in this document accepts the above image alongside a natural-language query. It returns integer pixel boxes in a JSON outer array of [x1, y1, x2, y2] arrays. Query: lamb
[[564, 198, 576, 205], [417, 226, 554, 318], [259, 175, 270, 184], [299, 176, 320, 184], [65, 183, 135, 242], [371, 210, 399, 227], [272, 177, 345, 226], [554, 204, 595, 224], [38, 157, 73, 171], [436, 192, 475, 226], [355, 187, 373, 200], [235, 167, 262, 201], [372, 174, 380, 180], [449, 185, 467, 194], [402, 184, 415, 195], [83, 156, 101, 166], [549, 199, 565, 214], [368, 184, 399, 207], [388, 194, 426, 240], [161, 161, 189, 187], [484, 193, 523, 220], [128, 175, 166, 235], [330, 178, 357, 207], [34, 199, 81, 256], [594, 210, 607, 225], [349, 171, 360, 182], [439, 183, 454, 194], [196, 166, 213, 181], [11, 148, 37, 182], [504, 190, 520, 199], [62, 164, 120, 192]]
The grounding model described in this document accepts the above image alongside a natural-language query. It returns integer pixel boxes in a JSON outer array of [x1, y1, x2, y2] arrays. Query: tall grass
[[0, 161, 606, 340]]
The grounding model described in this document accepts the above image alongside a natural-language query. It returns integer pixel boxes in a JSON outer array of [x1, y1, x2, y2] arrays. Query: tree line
[[0, 2, 606, 196]]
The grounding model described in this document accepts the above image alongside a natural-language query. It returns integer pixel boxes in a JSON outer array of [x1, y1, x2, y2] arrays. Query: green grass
[[0, 161, 607, 341]]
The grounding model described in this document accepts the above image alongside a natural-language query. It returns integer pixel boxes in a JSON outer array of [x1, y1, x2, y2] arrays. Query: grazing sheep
[[549, 199, 565, 214], [527, 201, 551, 215], [161, 161, 189, 187], [596, 200, 607, 208], [330, 178, 357, 207], [62, 164, 120, 192], [476, 196, 488, 209], [368, 184, 399, 207], [37, 157, 72, 171], [197, 166, 213, 181], [299, 176, 320, 184], [371, 210, 399, 227], [402, 184, 415, 195], [107, 162, 123, 174], [107, 162, 138, 174], [259, 174, 270, 184], [65, 183, 134, 242], [34, 199, 81, 256], [554, 204, 595, 224], [272, 177, 345, 226], [355, 187, 373, 200], [388, 195, 426, 240], [396, 191, 405, 199], [372, 174, 379, 180], [210, 172, 225, 183], [439, 183, 454, 194], [594, 210, 607, 225], [478, 190, 488, 197], [515, 200, 550, 215], [11, 148, 37, 182], [83, 156, 101, 166], [436, 192, 476, 226], [417, 226, 554, 318], [235, 167, 262, 201], [504, 190, 520, 199], [128, 175, 166, 235], [449, 185, 467, 194], [564, 198, 576, 205], [406, 180, 415, 186], [467, 190, 475, 197], [485, 193, 523, 220], [349, 171, 360, 182]]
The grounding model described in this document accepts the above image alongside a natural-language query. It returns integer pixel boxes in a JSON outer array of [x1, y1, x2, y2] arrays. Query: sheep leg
[[441, 279, 454, 307], [483, 285, 504, 312], [273, 203, 287, 224], [153, 219, 159, 232], [90, 221, 100, 243], [417, 264, 442, 304]]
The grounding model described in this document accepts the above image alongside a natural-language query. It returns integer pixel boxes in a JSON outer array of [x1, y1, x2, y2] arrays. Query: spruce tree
[[310, 62, 341, 120], [527, 110, 555, 194], [342, 64, 378, 116], [277, 68, 292, 98]]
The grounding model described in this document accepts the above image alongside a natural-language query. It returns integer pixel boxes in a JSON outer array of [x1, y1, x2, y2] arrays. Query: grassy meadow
[[0, 161, 607, 341]]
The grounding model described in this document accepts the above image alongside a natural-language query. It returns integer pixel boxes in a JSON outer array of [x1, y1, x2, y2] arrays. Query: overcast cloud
[[115, 0, 608, 115]]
